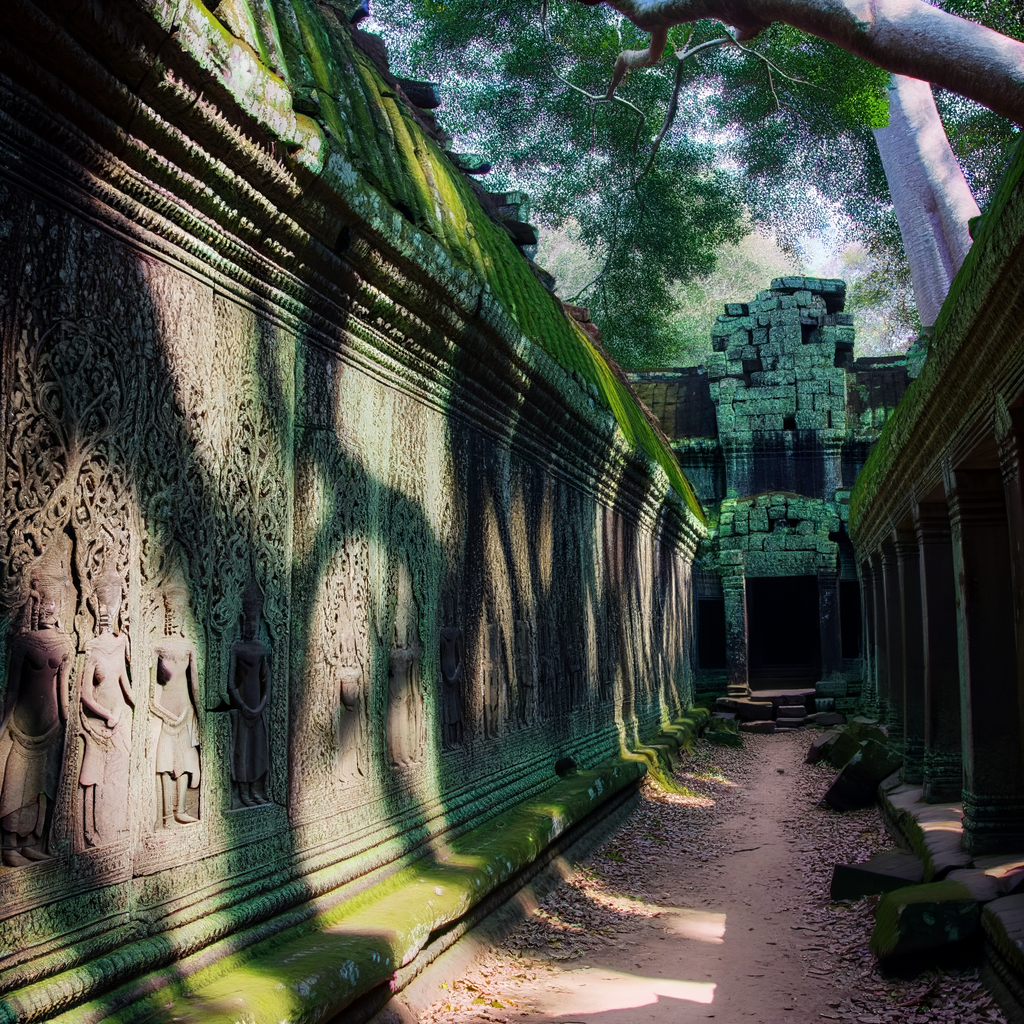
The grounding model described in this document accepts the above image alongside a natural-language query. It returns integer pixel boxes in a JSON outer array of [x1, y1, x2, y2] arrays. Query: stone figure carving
[[151, 582, 201, 827], [0, 568, 73, 866], [483, 623, 504, 738], [387, 570, 425, 769], [227, 577, 270, 807], [513, 620, 534, 728], [79, 568, 134, 847], [439, 627, 464, 750], [336, 666, 366, 783]]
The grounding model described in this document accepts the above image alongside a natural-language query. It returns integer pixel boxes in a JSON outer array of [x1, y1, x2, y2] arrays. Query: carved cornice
[[0, 2, 703, 551]]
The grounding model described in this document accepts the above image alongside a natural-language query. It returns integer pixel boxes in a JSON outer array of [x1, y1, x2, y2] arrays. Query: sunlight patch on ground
[[530, 968, 716, 1013]]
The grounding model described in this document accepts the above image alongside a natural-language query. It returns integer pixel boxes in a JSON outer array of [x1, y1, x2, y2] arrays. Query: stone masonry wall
[[0, 1, 703, 1017]]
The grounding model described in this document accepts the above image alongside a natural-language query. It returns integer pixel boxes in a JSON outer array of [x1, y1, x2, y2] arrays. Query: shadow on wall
[[0, 166, 696, 1017]]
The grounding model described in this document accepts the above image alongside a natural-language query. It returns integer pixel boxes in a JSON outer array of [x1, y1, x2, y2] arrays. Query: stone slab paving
[[393, 733, 1007, 1024]]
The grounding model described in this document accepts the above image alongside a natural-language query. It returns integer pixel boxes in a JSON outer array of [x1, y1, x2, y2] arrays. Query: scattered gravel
[[418, 732, 1008, 1024]]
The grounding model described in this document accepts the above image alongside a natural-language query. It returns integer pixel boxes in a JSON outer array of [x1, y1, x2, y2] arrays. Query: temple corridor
[[382, 733, 1003, 1024]]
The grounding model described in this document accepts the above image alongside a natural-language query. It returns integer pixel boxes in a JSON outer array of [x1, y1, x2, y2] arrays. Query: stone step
[[776, 704, 807, 720], [739, 720, 776, 734], [830, 850, 925, 901]]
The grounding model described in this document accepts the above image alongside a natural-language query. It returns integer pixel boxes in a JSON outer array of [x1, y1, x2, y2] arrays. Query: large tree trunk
[[579, 0, 1024, 124], [873, 75, 981, 329]]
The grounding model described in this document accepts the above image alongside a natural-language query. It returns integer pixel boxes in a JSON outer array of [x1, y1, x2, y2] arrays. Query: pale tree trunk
[[873, 75, 981, 329], [579, 0, 1024, 124]]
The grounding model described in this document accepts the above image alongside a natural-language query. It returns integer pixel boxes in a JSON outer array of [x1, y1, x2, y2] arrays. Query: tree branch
[[607, 25, 669, 97], [575, 0, 1024, 124], [637, 36, 731, 181]]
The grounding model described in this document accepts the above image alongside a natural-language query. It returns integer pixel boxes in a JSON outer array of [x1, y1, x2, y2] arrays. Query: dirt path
[[412, 732, 1008, 1024]]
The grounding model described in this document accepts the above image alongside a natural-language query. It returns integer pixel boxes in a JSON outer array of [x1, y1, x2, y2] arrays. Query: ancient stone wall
[[0, 1, 703, 1017]]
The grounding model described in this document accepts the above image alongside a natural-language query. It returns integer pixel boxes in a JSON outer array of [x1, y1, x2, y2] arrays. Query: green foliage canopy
[[372, 0, 1016, 368]]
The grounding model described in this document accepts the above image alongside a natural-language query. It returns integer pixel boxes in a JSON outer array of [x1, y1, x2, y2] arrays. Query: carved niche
[[0, 558, 75, 867], [150, 581, 201, 828], [387, 565, 425, 769], [227, 577, 271, 808], [439, 627, 464, 750], [79, 565, 134, 848]]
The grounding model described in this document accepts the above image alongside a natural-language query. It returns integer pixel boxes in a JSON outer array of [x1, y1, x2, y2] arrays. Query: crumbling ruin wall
[[0, 1, 703, 1018]]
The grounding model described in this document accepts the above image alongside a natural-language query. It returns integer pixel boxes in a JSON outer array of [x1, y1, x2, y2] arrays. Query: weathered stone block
[[870, 881, 981, 959], [825, 739, 904, 811], [827, 731, 863, 769], [831, 851, 925, 901]]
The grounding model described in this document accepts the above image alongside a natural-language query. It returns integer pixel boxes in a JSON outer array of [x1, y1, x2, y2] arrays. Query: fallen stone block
[[740, 720, 776, 734], [806, 729, 841, 764], [712, 712, 737, 720], [816, 712, 846, 727], [824, 739, 903, 811], [706, 718, 742, 747], [830, 850, 925, 901], [871, 881, 981, 959], [814, 697, 836, 713], [827, 731, 863, 769]]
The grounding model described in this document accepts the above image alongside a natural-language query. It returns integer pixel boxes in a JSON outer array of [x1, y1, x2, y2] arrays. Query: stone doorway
[[747, 575, 822, 689]]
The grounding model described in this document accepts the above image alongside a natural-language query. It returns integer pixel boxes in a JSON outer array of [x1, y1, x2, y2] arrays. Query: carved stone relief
[[439, 627, 464, 750], [151, 582, 201, 828], [79, 566, 134, 847], [0, 561, 74, 867], [513, 619, 534, 728], [387, 565, 425, 769], [482, 621, 505, 739], [228, 577, 271, 807]]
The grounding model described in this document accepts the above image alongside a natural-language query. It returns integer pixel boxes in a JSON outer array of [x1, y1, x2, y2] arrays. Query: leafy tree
[[372, 0, 1020, 366]]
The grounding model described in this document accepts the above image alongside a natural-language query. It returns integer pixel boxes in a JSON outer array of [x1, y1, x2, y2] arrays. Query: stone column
[[947, 467, 1024, 854], [881, 543, 904, 734], [914, 500, 962, 802], [894, 525, 925, 783], [817, 569, 842, 682], [859, 560, 877, 714], [722, 575, 749, 697], [871, 551, 888, 722], [997, 403, 1024, 779]]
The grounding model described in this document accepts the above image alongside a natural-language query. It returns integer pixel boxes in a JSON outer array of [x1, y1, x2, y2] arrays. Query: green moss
[[186, 0, 706, 524], [870, 881, 976, 958], [80, 719, 723, 1024]]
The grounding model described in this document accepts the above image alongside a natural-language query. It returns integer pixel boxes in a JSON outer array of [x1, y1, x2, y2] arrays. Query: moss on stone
[[76, 714, 710, 1024], [870, 881, 978, 959]]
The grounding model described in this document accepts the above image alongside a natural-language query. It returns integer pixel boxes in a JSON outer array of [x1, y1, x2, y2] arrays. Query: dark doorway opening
[[840, 580, 862, 658], [697, 599, 727, 669], [747, 575, 821, 689]]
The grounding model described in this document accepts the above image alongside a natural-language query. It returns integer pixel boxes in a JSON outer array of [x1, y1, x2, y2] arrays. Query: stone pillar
[[894, 525, 925, 783], [859, 560, 877, 714], [722, 575, 749, 697], [817, 569, 842, 682], [997, 404, 1024, 779], [871, 551, 888, 722], [947, 467, 1024, 854], [914, 500, 962, 802], [881, 544, 904, 734]]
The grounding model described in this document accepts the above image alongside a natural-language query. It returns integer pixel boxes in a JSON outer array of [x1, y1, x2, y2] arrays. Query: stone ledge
[[879, 780, 970, 880], [27, 716, 705, 1024]]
